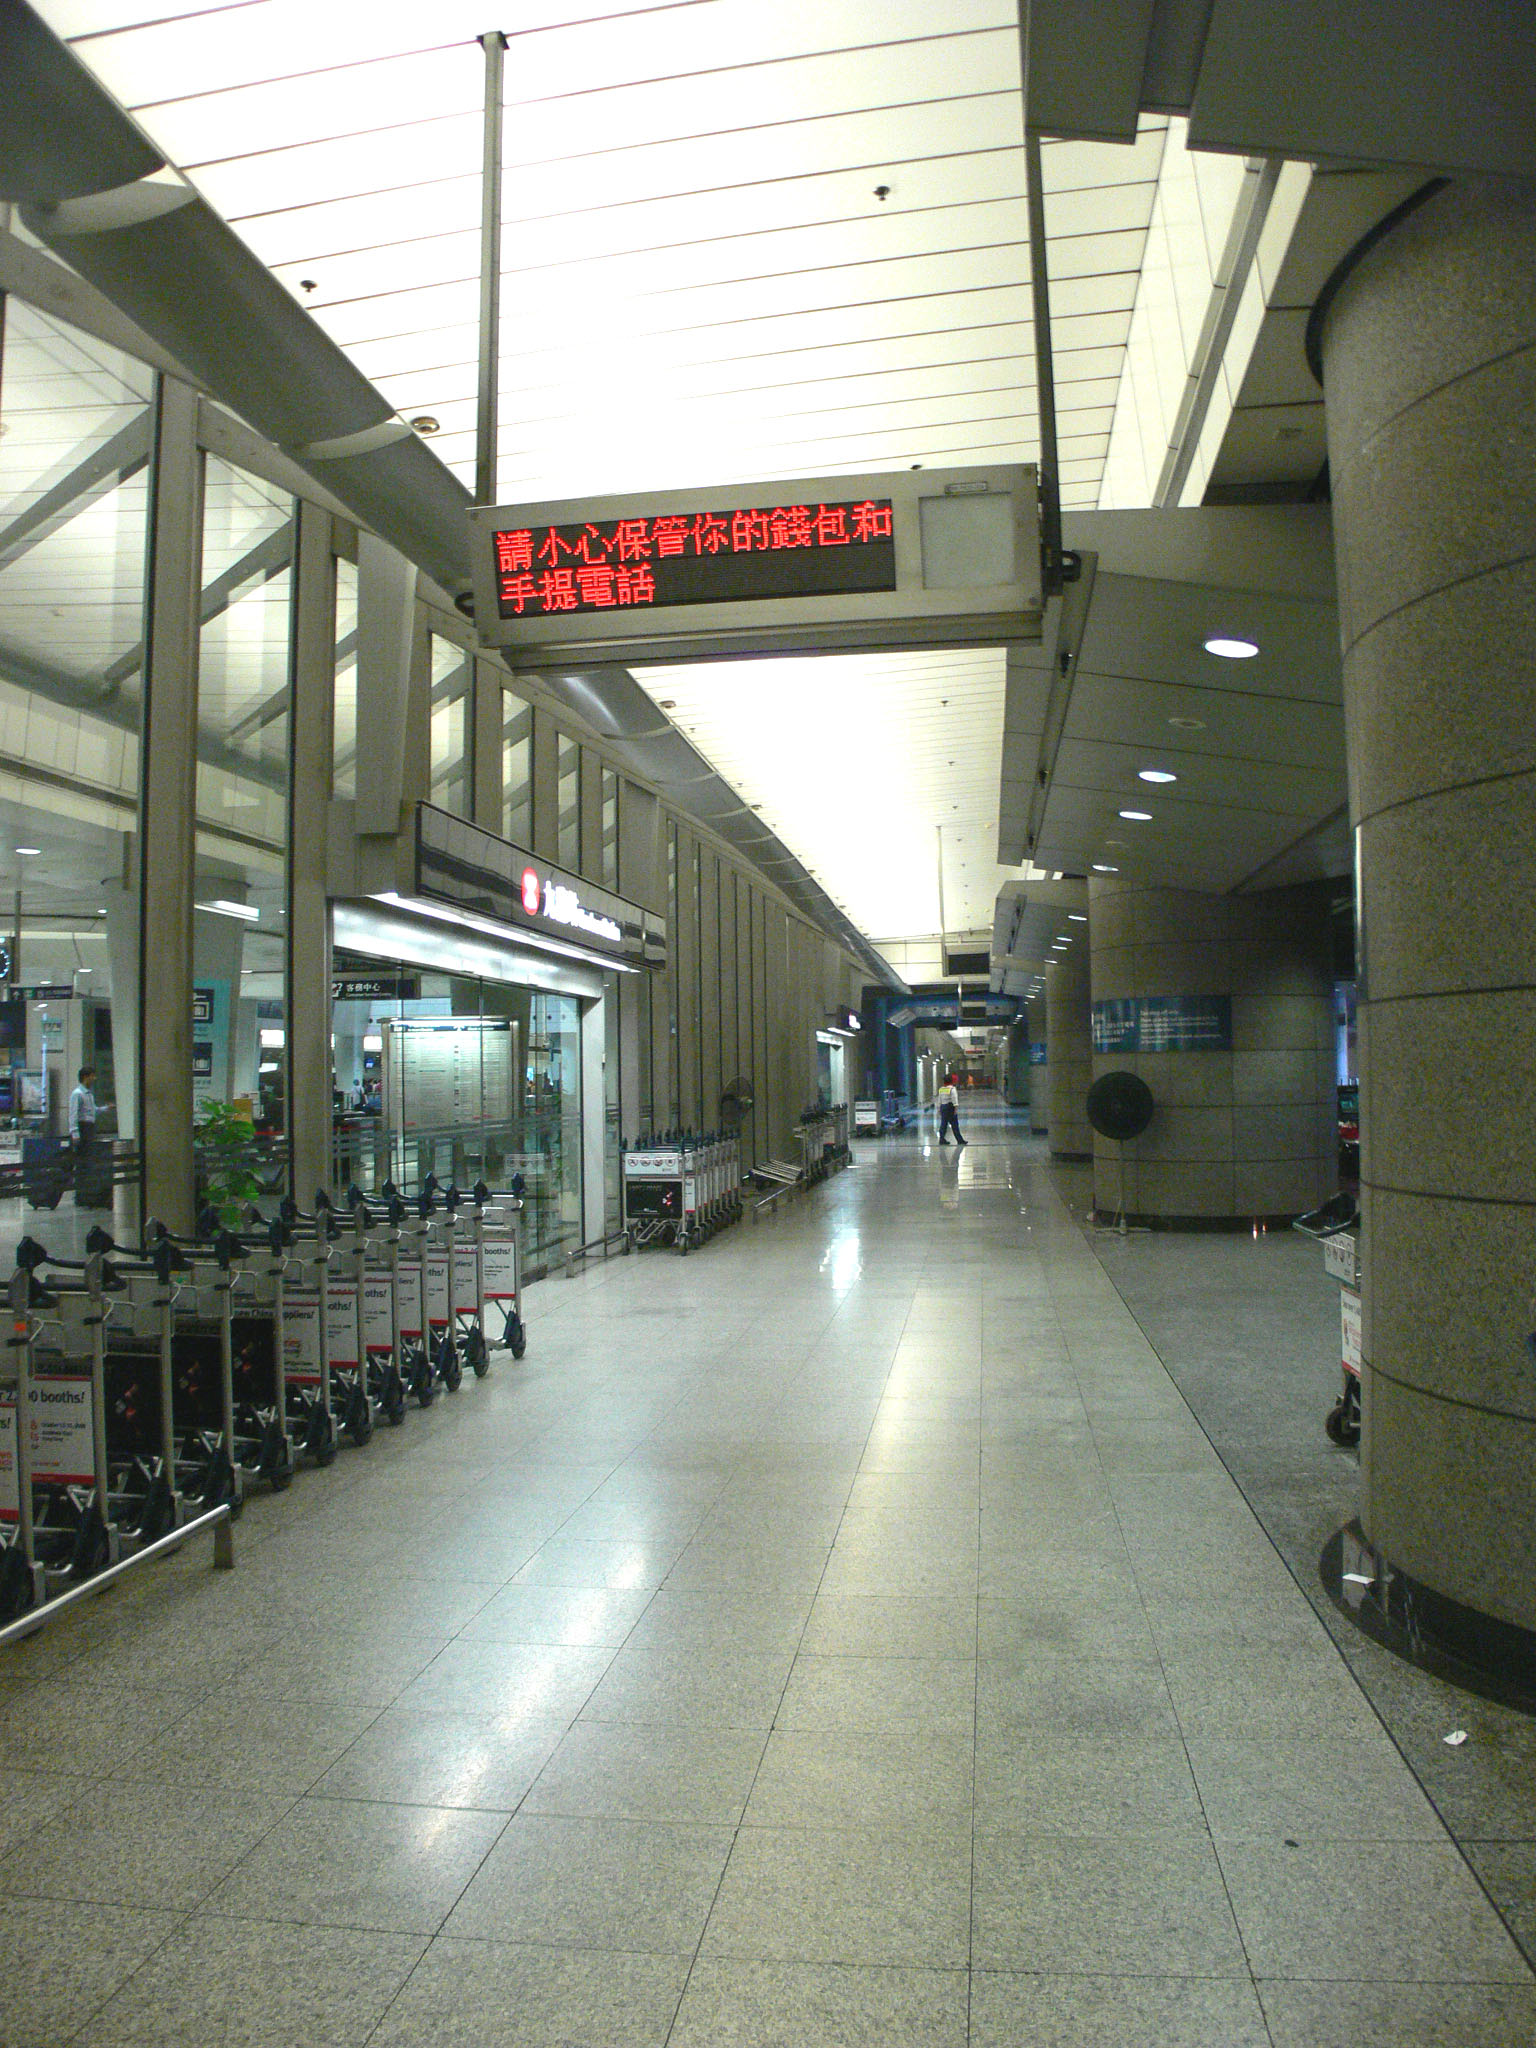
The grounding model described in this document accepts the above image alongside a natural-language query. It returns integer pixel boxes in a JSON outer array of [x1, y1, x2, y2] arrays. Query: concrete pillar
[[1320, 178, 1536, 1633], [1001, 1019, 1031, 1107], [1046, 941, 1092, 1159], [1027, 992, 1048, 1134], [1087, 876, 1334, 1222]]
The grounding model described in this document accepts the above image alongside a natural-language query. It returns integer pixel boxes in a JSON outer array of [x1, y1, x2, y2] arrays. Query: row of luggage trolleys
[[0, 1176, 526, 1624], [621, 1133, 742, 1253]]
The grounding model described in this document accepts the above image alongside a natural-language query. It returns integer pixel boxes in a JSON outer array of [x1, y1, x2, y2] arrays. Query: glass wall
[[502, 682, 533, 846], [429, 633, 470, 815], [195, 455, 292, 1184], [0, 296, 151, 1196], [556, 731, 580, 869], [330, 957, 584, 1269]]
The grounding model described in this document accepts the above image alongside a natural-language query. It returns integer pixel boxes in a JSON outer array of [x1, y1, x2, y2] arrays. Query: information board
[[383, 1018, 512, 1135]]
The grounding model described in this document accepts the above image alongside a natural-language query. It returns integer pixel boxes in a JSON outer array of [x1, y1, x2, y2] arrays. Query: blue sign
[[1029, 1042, 1048, 1065], [1092, 996, 1232, 1054]]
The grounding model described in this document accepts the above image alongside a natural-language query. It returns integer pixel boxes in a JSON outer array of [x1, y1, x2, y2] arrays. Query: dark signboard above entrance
[[413, 805, 666, 973], [468, 465, 1042, 663], [490, 501, 895, 620]]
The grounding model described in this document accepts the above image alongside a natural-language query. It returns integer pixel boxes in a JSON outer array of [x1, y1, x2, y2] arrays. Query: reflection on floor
[[0, 1099, 1531, 2046]]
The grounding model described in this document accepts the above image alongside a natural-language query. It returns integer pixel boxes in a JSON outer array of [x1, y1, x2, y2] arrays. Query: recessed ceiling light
[[1204, 635, 1258, 659], [658, 699, 677, 709], [1138, 769, 1177, 784], [1118, 809, 1152, 821], [1167, 715, 1206, 731], [1068, 913, 1087, 922], [14, 846, 39, 856], [408, 415, 440, 435], [1092, 863, 1119, 873]]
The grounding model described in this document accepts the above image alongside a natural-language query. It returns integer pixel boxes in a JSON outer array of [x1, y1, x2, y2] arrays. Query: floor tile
[[365, 1937, 689, 2047], [1257, 1979, 1536, 2047], [395, 1640, 614, 1719], [115, 1692, 381, 1795], [454, 1584, 654, 1647], [522, 1722, 767, 1824], [443, 1813, 732, 1952], [1216, 1837, 1531, 1982], [200, 1796, 506, 1933], [311, 1705, 568, 1811], [971, 1832, 1249, 1975], [744, 1730, 974, 1832], [799, 1594, 976, 1660], [1186, 1732, 1447, 1841], [578, 1645, 792, 1729], [669, 1958, 968, 2048], [0, 1896, 180, 2048], [701, 1822, 971, 1966], [81, 1914, 426, 2046], [974, 1730, 1206, 1836], [509, 1537, 685, 1590], [971, 1970, 1271, 2046], [776, 1654, 975, 1732]]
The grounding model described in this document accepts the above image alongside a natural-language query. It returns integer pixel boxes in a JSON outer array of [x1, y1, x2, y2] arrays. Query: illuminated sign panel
[[415, 806, 665, 971], [491, 501, 895, 620], [468, 466, 1041, 662]]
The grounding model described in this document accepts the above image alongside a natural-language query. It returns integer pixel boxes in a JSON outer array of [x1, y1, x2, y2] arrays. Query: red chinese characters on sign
[[492, 499, 895, 617]]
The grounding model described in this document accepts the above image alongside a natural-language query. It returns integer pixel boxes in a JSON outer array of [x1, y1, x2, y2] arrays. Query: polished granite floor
[[0, 1101, 1532, 2046]]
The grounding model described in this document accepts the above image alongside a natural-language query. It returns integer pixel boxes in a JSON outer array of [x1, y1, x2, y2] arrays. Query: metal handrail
[[0, 1500, 234, 1647]]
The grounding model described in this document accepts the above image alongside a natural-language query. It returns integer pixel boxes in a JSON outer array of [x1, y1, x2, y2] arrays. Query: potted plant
[[195, 1099, 264, 1227]]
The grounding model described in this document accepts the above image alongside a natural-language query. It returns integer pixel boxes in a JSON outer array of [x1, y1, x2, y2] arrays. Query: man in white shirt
[[936, 1073, 966, 1147], [68, 1065, 97, 1161]]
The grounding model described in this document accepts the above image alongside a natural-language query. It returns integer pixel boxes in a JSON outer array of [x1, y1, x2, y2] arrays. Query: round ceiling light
[[1138, 769, 1177, 784], [1168, 715, 1206, 731], [1204, 635, 1258, 659]]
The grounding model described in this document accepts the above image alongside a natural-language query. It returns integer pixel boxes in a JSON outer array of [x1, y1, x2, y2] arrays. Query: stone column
[[1320, 178, 1536, 1634], [1046, 940, 1093, 1159], [1027, 991, 1049, 1134], [1086, 876, 1334, 1222]]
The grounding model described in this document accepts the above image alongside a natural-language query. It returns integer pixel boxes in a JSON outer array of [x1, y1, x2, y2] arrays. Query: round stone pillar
[[1026, 991, 1049, 1134], [1046, 940, 1092, 1159], [1087, 876, 1334, 1222], [1320, 178, 1536, 1634]]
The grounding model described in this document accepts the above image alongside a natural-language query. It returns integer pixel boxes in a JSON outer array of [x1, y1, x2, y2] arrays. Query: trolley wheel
[[440, 1340, 463, 1394], [307, 1407, 338, 1467], [466, 1328, 489, 1378], [383, 1369, 407, 1426], [346, 1382, 374, 1447], [138, 1471, 175, 1544], [1325, 1399, 1361, 1448], [508, 1316, 527, 1362], [414, 1368, 435, 1409], [69, 1506, 111, 1582], [0, 1545, 36, 1623], [258, 1418, 294, 1489]]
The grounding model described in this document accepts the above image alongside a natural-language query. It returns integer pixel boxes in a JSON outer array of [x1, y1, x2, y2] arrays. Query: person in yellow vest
[[937, 1073, 966, 1147]]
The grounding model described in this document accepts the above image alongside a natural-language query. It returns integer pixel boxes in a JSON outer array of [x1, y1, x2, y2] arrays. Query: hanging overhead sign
[[468, 465, 1041, 662]]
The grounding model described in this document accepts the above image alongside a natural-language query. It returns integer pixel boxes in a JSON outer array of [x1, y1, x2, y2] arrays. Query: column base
[[1323, 1520, 1536, 1717], [1089, 1208, 1309, 1233]]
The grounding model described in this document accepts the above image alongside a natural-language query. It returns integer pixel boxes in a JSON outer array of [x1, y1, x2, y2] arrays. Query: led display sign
[[490, 500, 895, 620]]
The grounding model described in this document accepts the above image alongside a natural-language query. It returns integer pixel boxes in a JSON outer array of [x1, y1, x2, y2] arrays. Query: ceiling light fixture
[[1204, 635, 1258, 659], [1118, 809, 1152, 821], [1092, 863, 1119, 873], [1068, 913, 1087, 922], [1138, 769, 1177, 784], [14, 846, 39, 856], [195, 898, 260, 921], [408, 415, 440, 435], [1168, 715, 1206, 731]]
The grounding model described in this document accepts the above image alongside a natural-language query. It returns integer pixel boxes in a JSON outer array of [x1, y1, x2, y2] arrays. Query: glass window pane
[[601, 766, 619, 889], [556, 732, 580, 869], [195, 455, 291, 1175], [429, 633, 470, 815], [333, 554, 358, 799], [502, 684, 532, 846]]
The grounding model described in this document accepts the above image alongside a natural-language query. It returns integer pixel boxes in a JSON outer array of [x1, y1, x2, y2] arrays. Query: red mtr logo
[[520, 867, 541, 915]]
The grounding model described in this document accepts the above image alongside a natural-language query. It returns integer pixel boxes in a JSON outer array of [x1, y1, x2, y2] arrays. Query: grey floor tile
[[310, 1704, 567, 1811], [80, 1914, 427, 2046], [578, 1645, 792, 1729], [115, 1692, 381, 1795], [621, 1586, 812, 1655], [974, 1730, 1206, 1836], [0, 1766, 90, 1856], [0, 1677, 201, 1775], [395, 1640, 614, 1719], [443, 1813, 732, 1952], [1257, 1979, 1536, 2047], [455, 1584, 654, 1647], [366, 1937, 689, 2047], [776, 1653, 975, 1732], [201, 1796, 506, 1933], [0, 1896, 180, 2048], [799, 1594, 976, 1660], [701, 1822, 971, 1967], [744, 1730, 973, 1832], [669, 1957, 968, 2047], [971, 1832, 1249, 1975], [1463, 1839, 1536, 1962], [522, 1722, 767, 1824], [509, 1537, 685, 1590], [217, 1625, 447, 1705], [1187, 1732, 1447, 1841], [971, 1970, 1272, 2046], [977, 1650, 1179, 1739], [1217, 1837, 1531, 1983]]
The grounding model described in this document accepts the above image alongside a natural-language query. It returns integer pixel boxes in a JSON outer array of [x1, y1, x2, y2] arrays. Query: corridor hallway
[[0, 1105, 1531, 2045]]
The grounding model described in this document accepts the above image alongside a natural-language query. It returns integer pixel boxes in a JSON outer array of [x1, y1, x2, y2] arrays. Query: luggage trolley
[[1293, 1193, 1361, 1447], [340, 1189, 408, 1426], [467, 1179, 527, 1365], [623, 1136, 687, 1250], [0, 1265, 51, 1621], [416, 1178, 465, 1395], [277, 1194, 373, 1456], [378, 1181, 436, 1409]]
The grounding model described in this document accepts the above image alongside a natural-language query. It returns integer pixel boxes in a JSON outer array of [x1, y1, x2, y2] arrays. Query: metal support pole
[[1023, 129, 1065, 593], [475, 30, 508, 509]]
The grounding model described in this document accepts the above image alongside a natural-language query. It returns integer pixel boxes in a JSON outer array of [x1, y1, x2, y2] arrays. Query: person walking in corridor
[[937, 1072, 966, 1146]]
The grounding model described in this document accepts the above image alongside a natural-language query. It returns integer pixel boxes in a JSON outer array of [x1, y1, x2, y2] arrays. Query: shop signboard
[[468, 464, 1042, 662]]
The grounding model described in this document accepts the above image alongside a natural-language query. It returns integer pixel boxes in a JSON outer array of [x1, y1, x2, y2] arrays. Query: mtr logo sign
[[520, 867, 541, 915], [516, 864, 623, 948], [491, 499, 897, 620]]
